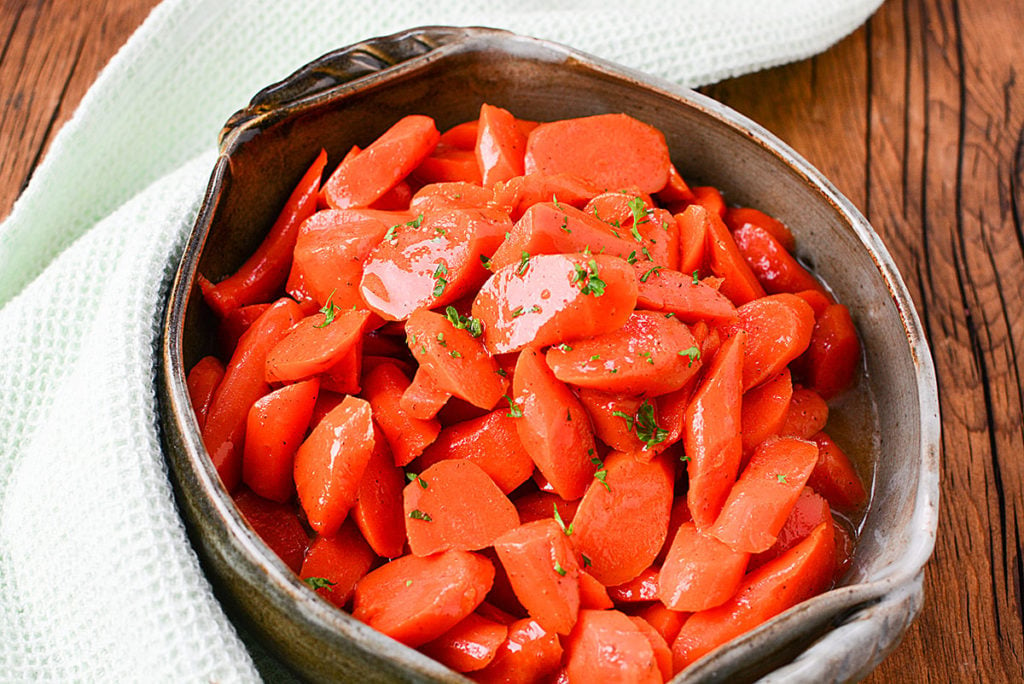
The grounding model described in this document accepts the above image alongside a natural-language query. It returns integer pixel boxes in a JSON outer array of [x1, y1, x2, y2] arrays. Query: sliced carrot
[[683, 331, 745, 529], [572, 451, 674, 586], [545, 310, 702, 396], [700, 205, 766, 306], [410, 181, 494, 214], [513, 491, 580, 526], [203, 297, 303, 492], [494, 519, 581, 635], [352, 549, 494, 647], [416, 409, 534, 495], [781, 386, 829, 439], [578, 570, 614, 610], [607, 565, 660, 603], [807, 431, 868, 510], [577, 389, 647, 453], [798, 303, 861, 399], [675, 208, 707, 278], [733, 223, 828, 297], [369, 178, 413, 211], [633, 263, 738, 325], [361, 361, 441, 467], [740, 368, 793, 457], [748, 486, 832, 570], [629, 616, 673, 682], [656, 496, 694, 565], [215, 302, 271, 359], [727, 293, 815, 391], [352, 423, 407, 558], [476, 103, 528, 187], [707, 436, 820, 553], [472, 617, 563, 684], [474, 253, 638, 355], [413, 145, 484, 185], [565, 609, 663, 684], [492, 173, 602, 220], [294, 395, 375, 536], [319, 337, 364, 395], [655, 162, 695, 204], [400, 367, 451, 420], [475, 601, 518, 626], [635, 602, 688, 647], [439, 119, 479, 149], [688, 186, 726, 218], [419, 612, 509, 673], [512, 347, 598, 501], [264, 307, 370, 383], [793, 288, 833, 318], [671, 521, 836, 672], [654, 380, 698, 449], [724, 206, 795, 252], [232, 487, 309, 573], [299, 520, 376, 609], [405, 308, 508, 409], [242, 377, 319, 503], [525, 113, 671, 194], [187, 355, 225, 430], [325, 115, 439, 209], [404, 459, 519, 556], [658, 521, 749, 612], [584, 190, 655, 230]]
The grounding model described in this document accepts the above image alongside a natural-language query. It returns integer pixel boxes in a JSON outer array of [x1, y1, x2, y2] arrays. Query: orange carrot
[[577, 389, 647, 453], [472, 618, 564, 684], [728, 293, 815, 391], [632, 263, 738, 325], [242, 377, 319, 502], [413, 145, 484, 185], [512, 491, 580, 526], [629, 616, 674, 682], [232, 487, 309, 573], [578, 570, 614, 610], [807, 432, 868, 510], [658, 521, 749, 612], [299, 520, 376, 609], [635, 602, 688, 647], [419, 612, 509, 673], [216, 302, 271, 359], [410, 181, 494, 214], [655, 162, 695, 204], [724, 206, 795, 252], [186, 355, 225, 430], [781, 386, 829, 439], [400, 367, 451, 420], [476, 103, 527, 187], [733, 223, 828, 297], [352, 423, 407, 558], [492, 173, 602, 220], [798, 303, 861, 399], [688, 186, 726, 218], [740, 368, 793, 457], [565, 609, 663, 684], [264, 307, 370, 383], [607, 566, 661, 603], [361, 361, 440, 467], [748, 486, 832, 570], [439, 120, 480, 149], [701, 205, 766, 306]]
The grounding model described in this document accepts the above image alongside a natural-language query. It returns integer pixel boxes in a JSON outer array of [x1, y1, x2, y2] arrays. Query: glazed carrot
[[404, 459, 519, 556], [439, 120, 480, 149], [512, 347, 598, 501], [201, 149, 326, 317], [299, 520, 376, 609], [577, 389, 647, 453], [476, 103, 527, 186], [565, 609, 663, 684], [655, 162, 695, 205], [325, 115, 440, 209], [473, 253, 638, 355], [416, 409, 534, 495], [608, 566, 661, 603], [793, 288, 832, 318], [658, 521, 749, 612], [572, 451, 674, 586], [352, 549, 494, 647], [370, 178, 413, 211], [683, 331, 745, 529], [578, 570, 614, 609], [472, 617, 564, 684], [688, 186, 726, 218], [494, 519, 581, 635], [242, 377, 319, 502], [492, 173, 602, 220], [475, 601, 518, 626], [410, 181, 494, 214], [525, 113, 671, 194], [264, 307, 371, 383], [319, 338, 364, 395], [632, 263, 738, 325], [740, 368, 793, 457], [203, 297, 303, 492], [405, 308, 508, 409], [635, 602, 688, 647], [352, 423, 407, 558], [729, 293, 815, 391], [293, 395, 375, 537], [400, 367, 452, 420], [584, 193, 679, 268], [419, 612, 509, 673], [545, 310, 702, 397], [361, 361, 441, 467], [748, 487, 832, 570], [707, 436, 820, 553], [216, 302, 270, 360], [187, 355, 225, 430], [675, 207, 707, 278], [512, 491, 580, 526], [700, 205, 766, 306], [413, 145, 484, 185], [733, 223, 828, 296], [654, 381, 698, 449], [656, 496, 694, 565], [781, 386, 829, 439], [799, 303, 861, 399], [671, 521, 836, 672], [807, 431, 868, 510], [724, 206, 795, 252], [361, 206, 509, 320], [629, 616, 674, 682], [232, 487, 309, 574], [585, 190, 655, 229]]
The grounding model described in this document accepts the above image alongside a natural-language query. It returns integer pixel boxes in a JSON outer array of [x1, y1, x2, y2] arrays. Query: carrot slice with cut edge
[[264, 307, 371, 384], [725, 292, 815, 391], [233, 487, 309, 574], [807, 431, 868, 510], [187, 355, 225, 430], [472, 617, 563, 684], [740, 368, 793, 458], [362, 361, 440, 467], [658, 521, 749, 612], [352, 423, 407, 559], [565, 609, 663, 684], [299, 520, 376, 609], [476, 103, 527, 187], [419, 612, 509, 673]]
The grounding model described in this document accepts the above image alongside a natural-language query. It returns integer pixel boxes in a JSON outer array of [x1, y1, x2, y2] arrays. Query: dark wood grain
[[2, 0, 1022, 681]]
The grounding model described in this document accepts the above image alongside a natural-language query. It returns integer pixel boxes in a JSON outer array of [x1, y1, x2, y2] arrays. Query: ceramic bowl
[[158, 26, 940, 683]]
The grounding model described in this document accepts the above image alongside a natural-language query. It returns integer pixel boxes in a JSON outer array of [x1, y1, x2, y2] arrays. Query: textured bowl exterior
[[158, 26, 940, 683]]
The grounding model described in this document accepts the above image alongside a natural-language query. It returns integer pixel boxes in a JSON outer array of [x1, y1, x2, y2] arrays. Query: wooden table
[[2, 1, 1021, 681]]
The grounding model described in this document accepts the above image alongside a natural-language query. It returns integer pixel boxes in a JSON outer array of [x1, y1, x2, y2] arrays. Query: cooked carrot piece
[[656, 162, 695, 205], [572, 451, 674, 586], [512, 491, 580, 526], [472, 617, 564, 684], [299, 521, 376, 609], [793, 287, 833, 318], [525, 113, 671, 194], [492, 173, 602, 220], [319, 338, 364, 395], [733, 222, 828, 296], [724, 206, 796, 252], [633, 263, 738, 325], [635, 602, 689, 647], [565, 609, 663, 684], [475, 601, 518, 626], [608, 565, 661, 603], [658, 521, 749, 612], [352, 423, 407, 559], [476, 103, 528, 187], [361, 207, 510, 320], [405, 308, 508, 409], [294, 395, 375, 536], [419, 612, 509, 673], [707, 436, 820, 553], [740, 368, 793, 457], [215, 302, 271, 358], [410, 181, 494, 213], [352, 549, 494, 647], [700, 205, 766, 306], [748, 486, 832, 570], [439, 119, 480, 149], [578, 570, 614, 609], [584, 189, 655, 229], [654, 380, 698, 449], [675, 207, 707, 278], [798, 303, 861, 399], [404, 459, 519, 556], [242, 377, 319, 502], [629, 616, 673, 682], [400, 367, 452, 420], [413, 145, 484, 185], [494, 519, 581, 635], [325, 115, 440, 209], [688, 186, 726, 218], [474, 253, 638, 355], [417, 409, 534, 494], [781, 385, 829, 439], [584, 194, 678, 268], [577, 389, 647, 453], [671, 521, 836, 672], [807, 431, 868, 510], [545, 310, 702, 397], [187, 355, 225, 430], [655, 496, 694, 566], [361, 361, 440, 467], [727, 293, 816, 391], [232, 487, 309, 573], [203, 297, 304, 492], [512, 347, 598, 501], [264, 307, 371, 383], [201, 149, 326, 317], [683, 331, 745, 529]]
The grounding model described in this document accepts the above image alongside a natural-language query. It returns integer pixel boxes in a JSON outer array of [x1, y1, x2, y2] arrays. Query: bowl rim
[[160, 25, 941, 682]]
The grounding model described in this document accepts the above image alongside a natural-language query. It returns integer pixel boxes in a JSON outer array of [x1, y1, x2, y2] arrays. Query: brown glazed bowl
[[158, 26, 940, 683]]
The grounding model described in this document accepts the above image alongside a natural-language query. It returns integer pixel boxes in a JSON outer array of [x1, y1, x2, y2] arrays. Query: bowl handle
[[219, 26, 480, 145]]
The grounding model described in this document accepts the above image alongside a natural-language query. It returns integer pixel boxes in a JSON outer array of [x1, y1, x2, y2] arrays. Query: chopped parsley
[[612, 399, 667, 450], [557, 343, 573, 352], [303, 577, 335, 591], [678, 346, 701, 366], [511, 306, 526, 318], [777, 474, 788, 484], [627, 250, 638, 265], [409, 509, 432, 522], [406, 472, 429, 489], [449, 350, 462, 358], [553, 503, 573, 536], [314, 291, 340, 328], [436, 332, 447, 346], [570, 259, 607, 296], [553, 561, 568, 577], [627, 196, 651, 231], [517, 251, 531, 276], [505, 394, 523, 418], [582, 554, 592, 568], [432, 261, 448, 298], [444, 306, 483, 337], [692, 270, 700, 285], [480, 254, 492, 270], [639, 265, 663, 282]]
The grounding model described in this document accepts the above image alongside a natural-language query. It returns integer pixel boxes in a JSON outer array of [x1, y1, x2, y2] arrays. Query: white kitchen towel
[[0, 0, 882, 680]]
